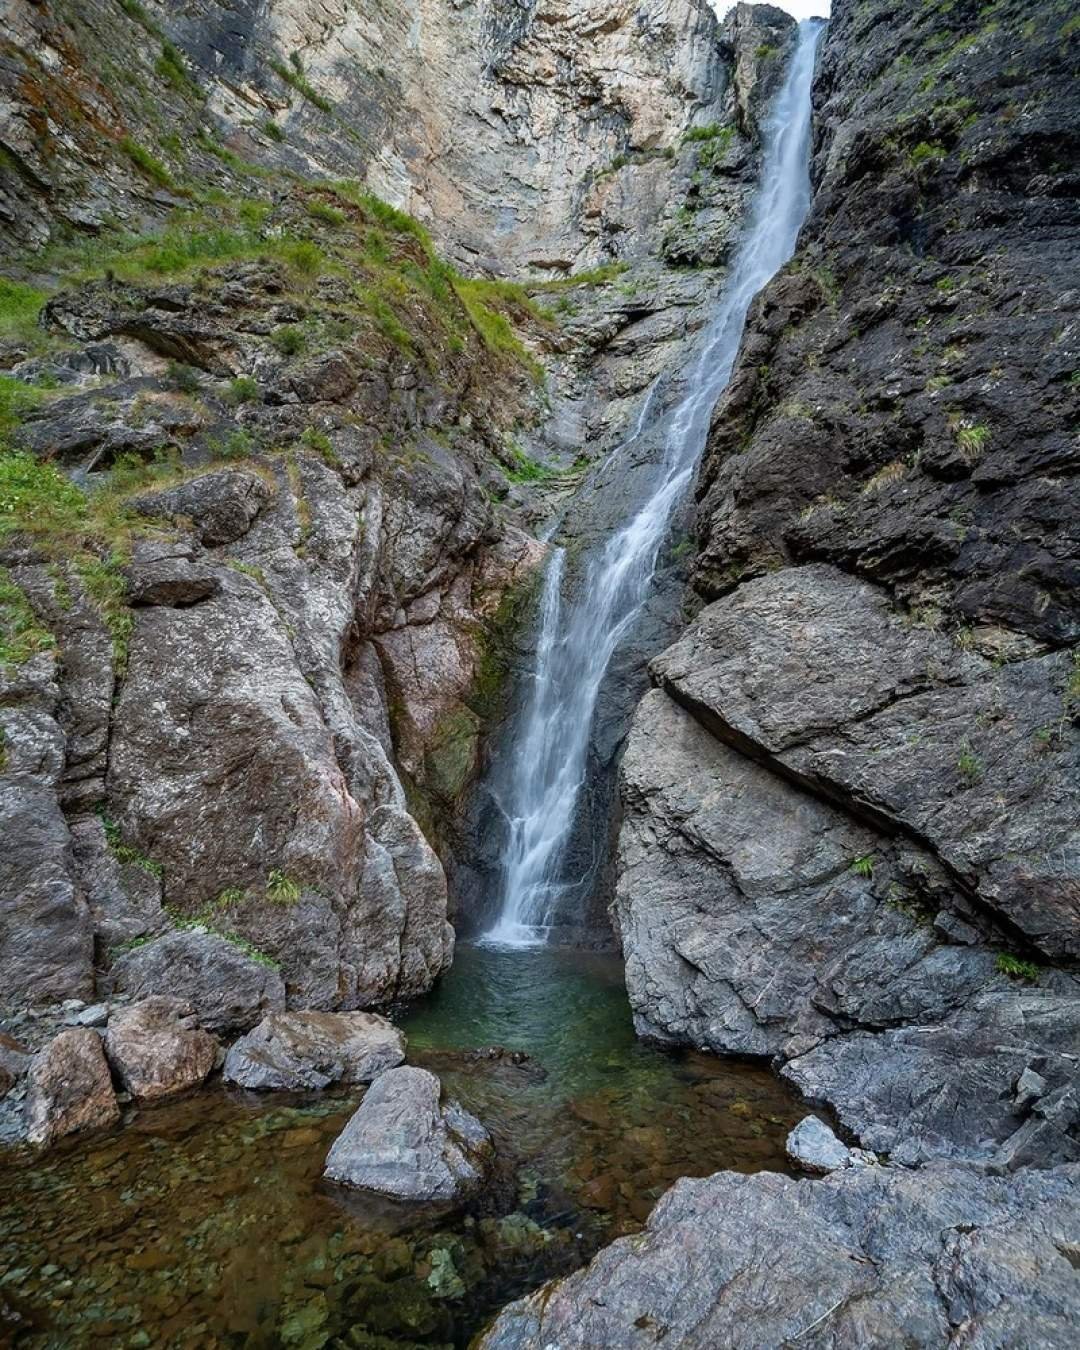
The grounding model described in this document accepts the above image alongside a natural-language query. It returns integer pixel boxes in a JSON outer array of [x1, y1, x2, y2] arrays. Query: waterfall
[[484, 20, 824, 947]]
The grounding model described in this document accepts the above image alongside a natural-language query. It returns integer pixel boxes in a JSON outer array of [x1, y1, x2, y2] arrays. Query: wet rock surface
[[103, 997, 218, 1102], [224, 1010, 406, 1091], [24, 1028, 119, 1147], [323, 1066, 494, 1203], [481, 1162, 1080, 1348]]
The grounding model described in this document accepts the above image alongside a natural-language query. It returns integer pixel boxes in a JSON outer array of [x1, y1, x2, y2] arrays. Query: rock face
[[103, 997, 217, 1101], [480, 1163, 1080, 1348], [24, 1029, 119, 1147], [323, 1066, 493, 1202], [613, 0, 1080, 1170], [223, 1011, 405, 1091], [0, 0, 730, 271], [109, 931, 286, 1035]]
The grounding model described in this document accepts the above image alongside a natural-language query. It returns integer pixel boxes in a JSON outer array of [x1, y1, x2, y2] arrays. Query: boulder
[[785, 1116, 855, 1174], [130, 470, 271, 547], [104, 996, 218, 1101], [109, 930, 285, 1034], [479, 1163, 1080, 1348], [223, 1010, 405, 1091], [323, 1066, 492, 1202], [24, 1028, 119, 1146], [614, 686, 1080, 1167]]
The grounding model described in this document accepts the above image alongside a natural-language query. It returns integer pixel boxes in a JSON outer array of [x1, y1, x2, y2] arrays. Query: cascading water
[[484, 20, 824, 947]]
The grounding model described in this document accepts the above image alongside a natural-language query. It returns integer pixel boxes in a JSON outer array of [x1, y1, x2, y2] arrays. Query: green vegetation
[[225, 375, 259, 405], [262, 120, 285, 143], [909, 140, 947, 168], [208, 428, 259, 460], [307, 200, 346, 226], [120, 137, 177, 189], [299, 425, 338, 466], [75, 551, 134, 673], [0, 450, 86, 539], [850, 854, 875, 879], [0, 566, 55, 667], [952, 420, 990, 464], [269, 56, 333, 113], [995, 952, 1039, 983], [167, 360, 201, 392], [956, 742, 983, 782], [99, 810, 164, 876], [0, 279, 48, 346], [270, 325, 305, 356], [755, 43, 778, 61], [266, 869, 302, 903], [155, 40, 202, 99], [528, 262, 629, 294]]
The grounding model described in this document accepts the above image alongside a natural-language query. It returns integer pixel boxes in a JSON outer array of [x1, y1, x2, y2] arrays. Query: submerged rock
[[109, 930, 285, 1034], [223, 1010, 406, 1091], [24, 1028, 119, 1146], [480, 1163, 1080, 1348], [104, 997, 217, 1101], [323, 1066, 493, 1202]]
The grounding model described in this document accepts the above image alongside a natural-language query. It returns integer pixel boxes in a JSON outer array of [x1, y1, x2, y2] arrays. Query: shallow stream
[[0, 945, 807, 1348]]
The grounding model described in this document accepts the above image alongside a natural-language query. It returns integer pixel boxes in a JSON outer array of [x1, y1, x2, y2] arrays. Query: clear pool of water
[[0, 945, 807, 1347]]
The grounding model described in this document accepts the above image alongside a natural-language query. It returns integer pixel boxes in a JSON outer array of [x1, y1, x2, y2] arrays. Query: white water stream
[[484, 21, 824, 946]]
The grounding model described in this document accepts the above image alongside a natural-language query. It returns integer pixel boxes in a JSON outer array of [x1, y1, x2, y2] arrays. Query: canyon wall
[[615, 0, 1080, 1168]]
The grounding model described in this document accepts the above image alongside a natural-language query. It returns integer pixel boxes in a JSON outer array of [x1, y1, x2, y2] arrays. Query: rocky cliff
[[0, 1, 788, 1028], [614, 0, 1080, 1166], [479, 1, 1080, 1339]]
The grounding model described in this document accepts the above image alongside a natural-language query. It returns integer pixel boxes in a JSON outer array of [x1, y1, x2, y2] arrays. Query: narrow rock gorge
[[0, 0, 1077, 1345]]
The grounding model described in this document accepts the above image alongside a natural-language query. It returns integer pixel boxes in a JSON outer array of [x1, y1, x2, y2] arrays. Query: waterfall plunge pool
[[0, 945, 809, 1347]]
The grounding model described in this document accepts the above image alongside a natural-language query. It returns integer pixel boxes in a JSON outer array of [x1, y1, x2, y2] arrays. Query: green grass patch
[[266, 869, 302, 903], [120, 137, 176, 189], [99, 809, 164, 876], [155, 40, 202, 99], [0, 279, 48, 345], [269, 57, 333, 113], [0, 566, 55, 667], [270, 325, 305, 356], [0, 450, 86, 538], [225, 375, 259, 405], [995, 952, 1039, 983], [75, 550, 134, 674], [909, 140, 947, 168]]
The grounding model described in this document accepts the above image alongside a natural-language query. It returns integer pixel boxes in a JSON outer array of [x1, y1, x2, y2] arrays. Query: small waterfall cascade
[[484, 20, 824, 946]]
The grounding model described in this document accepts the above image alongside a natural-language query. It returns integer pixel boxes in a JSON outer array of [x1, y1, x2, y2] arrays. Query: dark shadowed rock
[[103, 996, 217, 1100], [323, 1066, 493, 1202], [109, 930, 285, 1034], [223, 1010, 405, 1091], [24, 1028, 119, 1146], [480, 1163, 1080, 1348]]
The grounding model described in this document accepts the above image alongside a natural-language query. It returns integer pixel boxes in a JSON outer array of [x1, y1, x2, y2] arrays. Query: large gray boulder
[[323, 1066, 493, 1202], [650, 565, 1080, 959], [614, 685, 1080, 1167], [103, 996, 218, 1101], [223, 1010, 405, 1091], [24, 1028, 119, 1147], [109, 930, 285, 1034], [480, 1163, 1080, 1348]]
